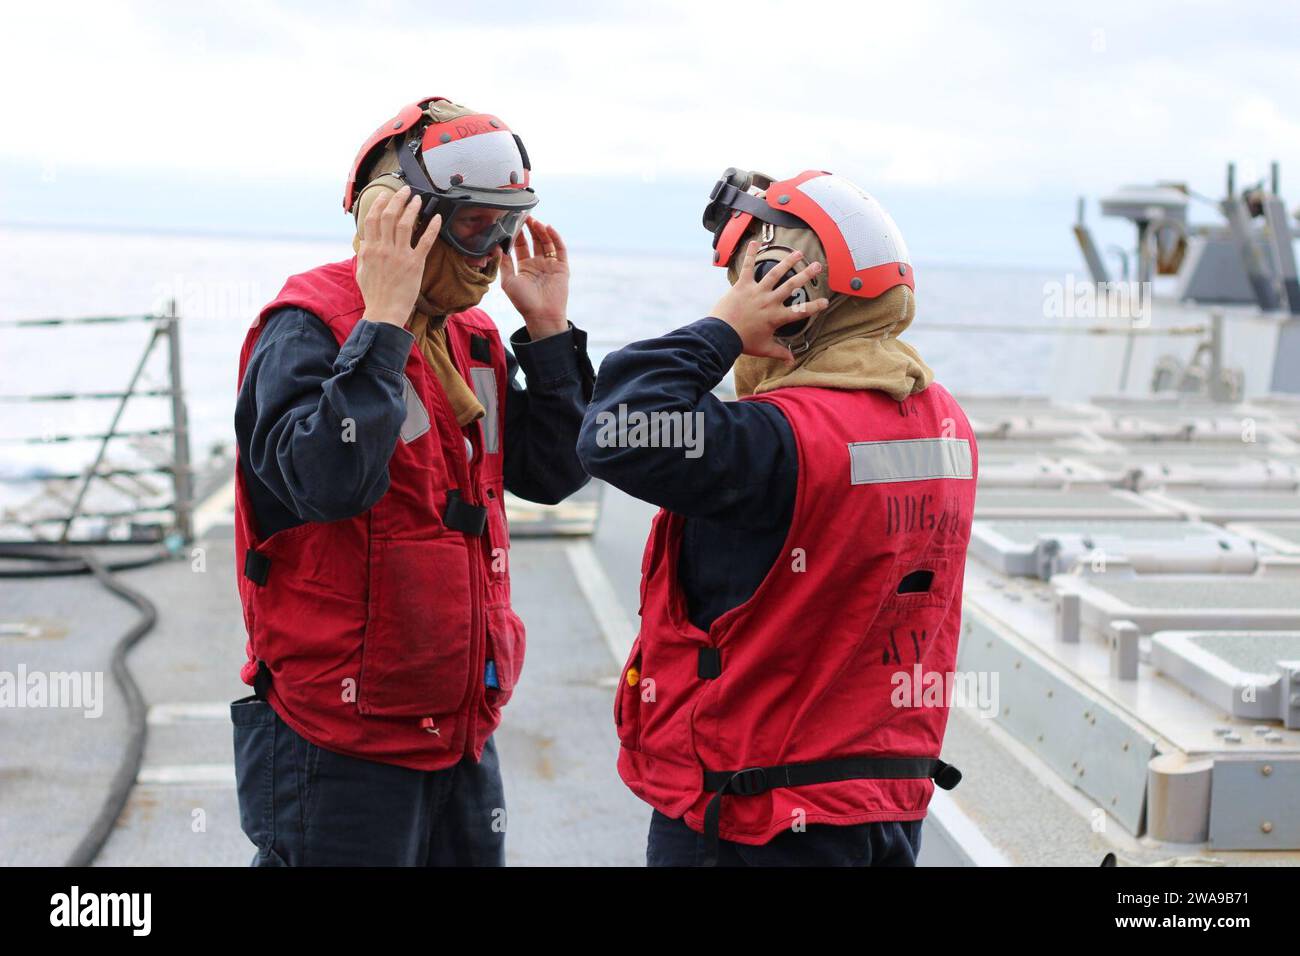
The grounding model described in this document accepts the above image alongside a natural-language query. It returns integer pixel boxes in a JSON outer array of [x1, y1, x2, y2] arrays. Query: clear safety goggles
[[437, 198, 534, 258], [396, 135, 539, 257]]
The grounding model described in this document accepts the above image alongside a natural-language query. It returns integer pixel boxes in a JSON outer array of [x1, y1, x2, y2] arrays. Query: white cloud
[[2, 0, 1299, 205]]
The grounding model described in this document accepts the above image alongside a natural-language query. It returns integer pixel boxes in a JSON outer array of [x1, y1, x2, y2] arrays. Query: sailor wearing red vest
[[578, 169, 977, 866], [231, 97, 593, 866]]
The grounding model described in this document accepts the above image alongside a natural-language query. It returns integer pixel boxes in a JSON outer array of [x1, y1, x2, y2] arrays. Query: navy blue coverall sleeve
[[503, 324, 596, 505], [576, 318, 799, 631], [576, 317, 796, 529], [235, 307, 593, 539]]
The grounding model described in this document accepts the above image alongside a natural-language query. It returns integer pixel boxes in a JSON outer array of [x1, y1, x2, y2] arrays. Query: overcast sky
[[3, 0, 1298, 266]]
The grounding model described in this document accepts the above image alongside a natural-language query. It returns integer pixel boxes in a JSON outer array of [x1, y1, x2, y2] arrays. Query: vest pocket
[[871, 557, 956, 669], [358, 536, 473, 718], [481, 485, 524, 706], [485, 604, 525, 706], [613, 636, 643, 750]]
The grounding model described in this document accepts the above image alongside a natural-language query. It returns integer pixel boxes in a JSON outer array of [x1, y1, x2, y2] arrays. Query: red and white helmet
[[345, 96, 537, 257], [703, 168, 913, 299]]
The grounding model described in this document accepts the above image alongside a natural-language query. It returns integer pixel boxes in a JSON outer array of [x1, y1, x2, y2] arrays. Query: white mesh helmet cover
[[420, 129, 525, 191], [795, 174, 911, 272]]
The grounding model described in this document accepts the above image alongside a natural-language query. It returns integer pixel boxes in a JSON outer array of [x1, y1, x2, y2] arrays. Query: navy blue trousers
[[646, 809, 923, 867], [231, 697, 505, 866]]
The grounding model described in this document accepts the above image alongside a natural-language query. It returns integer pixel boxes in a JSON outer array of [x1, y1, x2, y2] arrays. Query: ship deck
[[5, 387, 1300, 865]]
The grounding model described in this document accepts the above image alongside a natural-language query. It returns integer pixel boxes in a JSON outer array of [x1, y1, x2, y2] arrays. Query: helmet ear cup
[[753, 258, 812, 338], [753, 259, 808, 308], [754, 260, 800, 304]]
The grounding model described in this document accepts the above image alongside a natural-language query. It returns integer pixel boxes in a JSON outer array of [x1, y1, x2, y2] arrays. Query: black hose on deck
[[0, 544, 168, 866]]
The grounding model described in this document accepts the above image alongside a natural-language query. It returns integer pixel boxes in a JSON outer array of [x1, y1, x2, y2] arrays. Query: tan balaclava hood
[[728, 185, 933, 402], [350, 100, 497, 426], [350, 100, 500, 319]]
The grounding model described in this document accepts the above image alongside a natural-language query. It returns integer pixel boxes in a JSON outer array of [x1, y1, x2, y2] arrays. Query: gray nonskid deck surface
[[36, 476, 1293, 867], [74, 524, 645, 866], [93, 528, 259, 866], [1, 569, 138, 865], [494, 540, 646, 865]]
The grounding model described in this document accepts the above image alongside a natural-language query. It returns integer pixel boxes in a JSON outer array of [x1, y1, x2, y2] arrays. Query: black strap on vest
[[252, 660, 273, 701], [697, 648, 722, 679], [699, 756, 962, 867], [469, 334, 492, 363], [243, 548, 270, 586], [444, 489, 487, 536]]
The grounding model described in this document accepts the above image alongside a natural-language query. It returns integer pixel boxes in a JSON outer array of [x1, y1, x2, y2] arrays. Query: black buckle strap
[[243, 548, 270, 586], [252, 660, 273, 701], [469, 334, 491, 363], [697, 647, 722, 679], [699, 756, 961, 867], [444, 489, 488, 536], [726, 766, 769, 796]]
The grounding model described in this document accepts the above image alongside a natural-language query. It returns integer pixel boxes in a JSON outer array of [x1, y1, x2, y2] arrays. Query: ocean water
[[0, 225, 1061, 487]]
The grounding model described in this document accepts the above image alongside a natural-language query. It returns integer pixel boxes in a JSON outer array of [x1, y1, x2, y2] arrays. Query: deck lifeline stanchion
[[0, 303, 193, 544], [163, 298, 193, 543]]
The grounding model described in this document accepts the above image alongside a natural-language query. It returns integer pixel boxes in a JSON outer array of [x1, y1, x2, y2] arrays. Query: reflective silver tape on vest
[[399, 375, 431, 443], [847, 438, 972, 485], [470, 367, 499, 454]]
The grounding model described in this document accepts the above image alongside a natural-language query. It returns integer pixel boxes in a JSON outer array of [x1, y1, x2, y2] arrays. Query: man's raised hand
[[356, 185, 441, 328]]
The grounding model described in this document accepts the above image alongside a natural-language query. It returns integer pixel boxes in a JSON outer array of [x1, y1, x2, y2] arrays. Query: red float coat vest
[[233, 257, 523, 770], [617, 383, 978, 847]]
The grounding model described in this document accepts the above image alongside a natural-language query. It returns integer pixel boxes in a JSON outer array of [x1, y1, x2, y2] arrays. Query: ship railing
[[0, 301, 192, 544]]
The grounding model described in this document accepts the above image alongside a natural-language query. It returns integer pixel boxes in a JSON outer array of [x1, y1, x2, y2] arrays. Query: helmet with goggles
[[345, 96, 538, 257], [703, 168, 913, 354], [704, 168, 912, 295]]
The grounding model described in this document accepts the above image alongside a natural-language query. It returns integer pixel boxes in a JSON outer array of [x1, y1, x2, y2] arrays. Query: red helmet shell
[[714, 170, 914, 299], [343, 96, 446, 213], [712, 209, 754, 268], [417, 113, 530, 191]]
